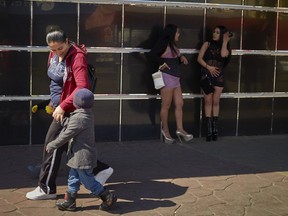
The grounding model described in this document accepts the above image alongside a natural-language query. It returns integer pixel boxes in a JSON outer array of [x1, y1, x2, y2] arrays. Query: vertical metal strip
[[77, 3, 80, 44], [164, 7, 166, 26], [118, 4, 125, 142], [271, 0, 280, 134], [199, 4, 207, 138], [235, 0, 245, 136], [29, 1, 33, 145]]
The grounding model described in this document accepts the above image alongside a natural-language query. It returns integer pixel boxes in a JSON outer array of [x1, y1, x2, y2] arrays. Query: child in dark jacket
[[46, 88, 117, 211]]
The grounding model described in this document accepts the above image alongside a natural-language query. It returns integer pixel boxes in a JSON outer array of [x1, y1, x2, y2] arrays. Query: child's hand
[[46, 146, 51, 153]]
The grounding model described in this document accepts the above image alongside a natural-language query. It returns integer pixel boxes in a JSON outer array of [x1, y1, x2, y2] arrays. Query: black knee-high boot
[[212, 116, 218, 141], [206, 117, 212, 141]]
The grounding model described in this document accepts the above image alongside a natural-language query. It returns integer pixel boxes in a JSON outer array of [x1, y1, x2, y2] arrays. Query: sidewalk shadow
[[78, 180, 187, 214]]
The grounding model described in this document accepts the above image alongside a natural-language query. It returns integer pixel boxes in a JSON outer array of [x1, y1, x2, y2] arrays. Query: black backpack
[[87, 64, 97, 93]]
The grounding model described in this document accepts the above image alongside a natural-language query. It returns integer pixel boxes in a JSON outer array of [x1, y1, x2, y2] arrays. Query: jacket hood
[[66, 43, 87, 60]]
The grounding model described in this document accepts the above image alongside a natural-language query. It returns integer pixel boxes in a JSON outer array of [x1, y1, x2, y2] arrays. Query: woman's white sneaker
[[94, 167, 114, 185], [26, 186, 57, 200]]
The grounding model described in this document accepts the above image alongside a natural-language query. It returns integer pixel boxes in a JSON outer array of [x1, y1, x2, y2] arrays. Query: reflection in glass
[[207, 0, 241, 4], [80, 4, 122, 47], [273, 98, 288, 134], [94, 101, 120, 142], [223, 56, 239, 93], [86, 54, 121, 94], [280, 0, 288, 7], [276, 56, 288, 92], [238, 98, 272, 135], [124, 6, 163, 47], [32, 101, 52, 144], [206, 9, 241, 49], [0, 1, 30, 45], [123, 53, 157, 94], [167, 7, 204, 49], [0, 52, 30, 95], [241, 55, 274, 92], [243, 11, 276, 50], [244, 0, 277, 7], [32, 53, 51, 95], [0, 102, 30, 145], [278, 13, 288, 50], [122, 99, 161, 141], [33, 2, 77, 46]]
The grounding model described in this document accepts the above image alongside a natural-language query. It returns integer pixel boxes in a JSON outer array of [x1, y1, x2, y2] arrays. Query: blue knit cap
[[73, 88, 94, 109]]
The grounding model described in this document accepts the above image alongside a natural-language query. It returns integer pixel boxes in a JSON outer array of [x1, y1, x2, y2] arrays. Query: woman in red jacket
[[26, 29, 113, 200]]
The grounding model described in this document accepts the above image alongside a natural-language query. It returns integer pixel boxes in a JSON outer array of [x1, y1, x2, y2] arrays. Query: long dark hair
[[162, 24, 178, 55], [211, 25, 231, 68]]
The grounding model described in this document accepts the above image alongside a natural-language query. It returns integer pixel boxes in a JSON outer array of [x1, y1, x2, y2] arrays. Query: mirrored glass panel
[[32, 53, 51, 95], [243, 11, 276, 50], [184, 99, 201, 138], [206, 9, 241, 49], [122, 99, 161, 141], [217, 98, 238, 136], [223, 56, 239, 92], [278, 13, 288, 50], [280, 0, 288, 7], [32, 101, 52, 144], [0, 52, 30, 95], [276, 56, 288, 92], [244, 0, 277, 7], [122, 99, 200, 141], [80, 4, 122, 47], [124, 6, 163, 47], [207, 0, 241, 4], [167, 7, 204, 49], [167, 0, 204, 2], [87, 53, 121, 94], [33, 2, 77, 46], [0, 1, 30, 45], [123, 53, 157, 94], [273, 98, 288, 134], [94, 101, 120, 142], [240, 55, 274, 92], [238, 98, 272, 135], [0, 102, 29, 145], [181, 54, 199, 93]]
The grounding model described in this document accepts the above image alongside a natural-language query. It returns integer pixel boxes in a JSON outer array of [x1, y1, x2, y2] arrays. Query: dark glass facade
[[0, 0, 288, 145]]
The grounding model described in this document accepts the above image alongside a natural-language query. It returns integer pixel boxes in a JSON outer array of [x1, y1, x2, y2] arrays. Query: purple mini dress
[[160, 46, 181, 89]]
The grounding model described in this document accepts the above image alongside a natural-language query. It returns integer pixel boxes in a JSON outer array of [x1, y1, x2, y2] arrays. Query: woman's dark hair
[[213, 25, 232, 68], [162, 24, 178, 55], [215, 25, 228, 44], [46, 29, 67, 44]]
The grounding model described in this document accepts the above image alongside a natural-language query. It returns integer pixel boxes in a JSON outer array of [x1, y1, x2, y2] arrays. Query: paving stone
[[1, 135, 288, 216]]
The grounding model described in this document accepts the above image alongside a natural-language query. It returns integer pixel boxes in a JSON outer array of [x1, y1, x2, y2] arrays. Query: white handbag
[[152, 70, 165, 90]]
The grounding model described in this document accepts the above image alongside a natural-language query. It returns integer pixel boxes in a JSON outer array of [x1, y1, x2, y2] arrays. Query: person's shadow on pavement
[[78, 180, 188, 214]]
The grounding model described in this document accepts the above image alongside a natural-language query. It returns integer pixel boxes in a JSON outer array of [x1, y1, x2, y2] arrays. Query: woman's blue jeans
[[67, 168, 104, 196]]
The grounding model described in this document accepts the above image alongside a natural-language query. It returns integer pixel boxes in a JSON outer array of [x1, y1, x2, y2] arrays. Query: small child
[[46, 88, 117, 211]]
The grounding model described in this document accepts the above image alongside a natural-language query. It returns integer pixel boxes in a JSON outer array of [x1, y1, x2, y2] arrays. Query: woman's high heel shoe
[[176, 130, 193, 142], [161, 130, 175, 144]]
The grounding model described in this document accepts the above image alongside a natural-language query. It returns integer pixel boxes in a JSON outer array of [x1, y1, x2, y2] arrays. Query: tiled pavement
[[1, 135, 288, 216]]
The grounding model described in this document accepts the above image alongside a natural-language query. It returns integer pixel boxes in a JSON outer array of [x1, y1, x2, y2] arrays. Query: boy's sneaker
[[94, 167, 114, 185], [26, 186, 57, 200]]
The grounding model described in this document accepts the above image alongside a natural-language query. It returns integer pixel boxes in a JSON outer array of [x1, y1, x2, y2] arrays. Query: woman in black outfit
[[197, 25, 232, 141]]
